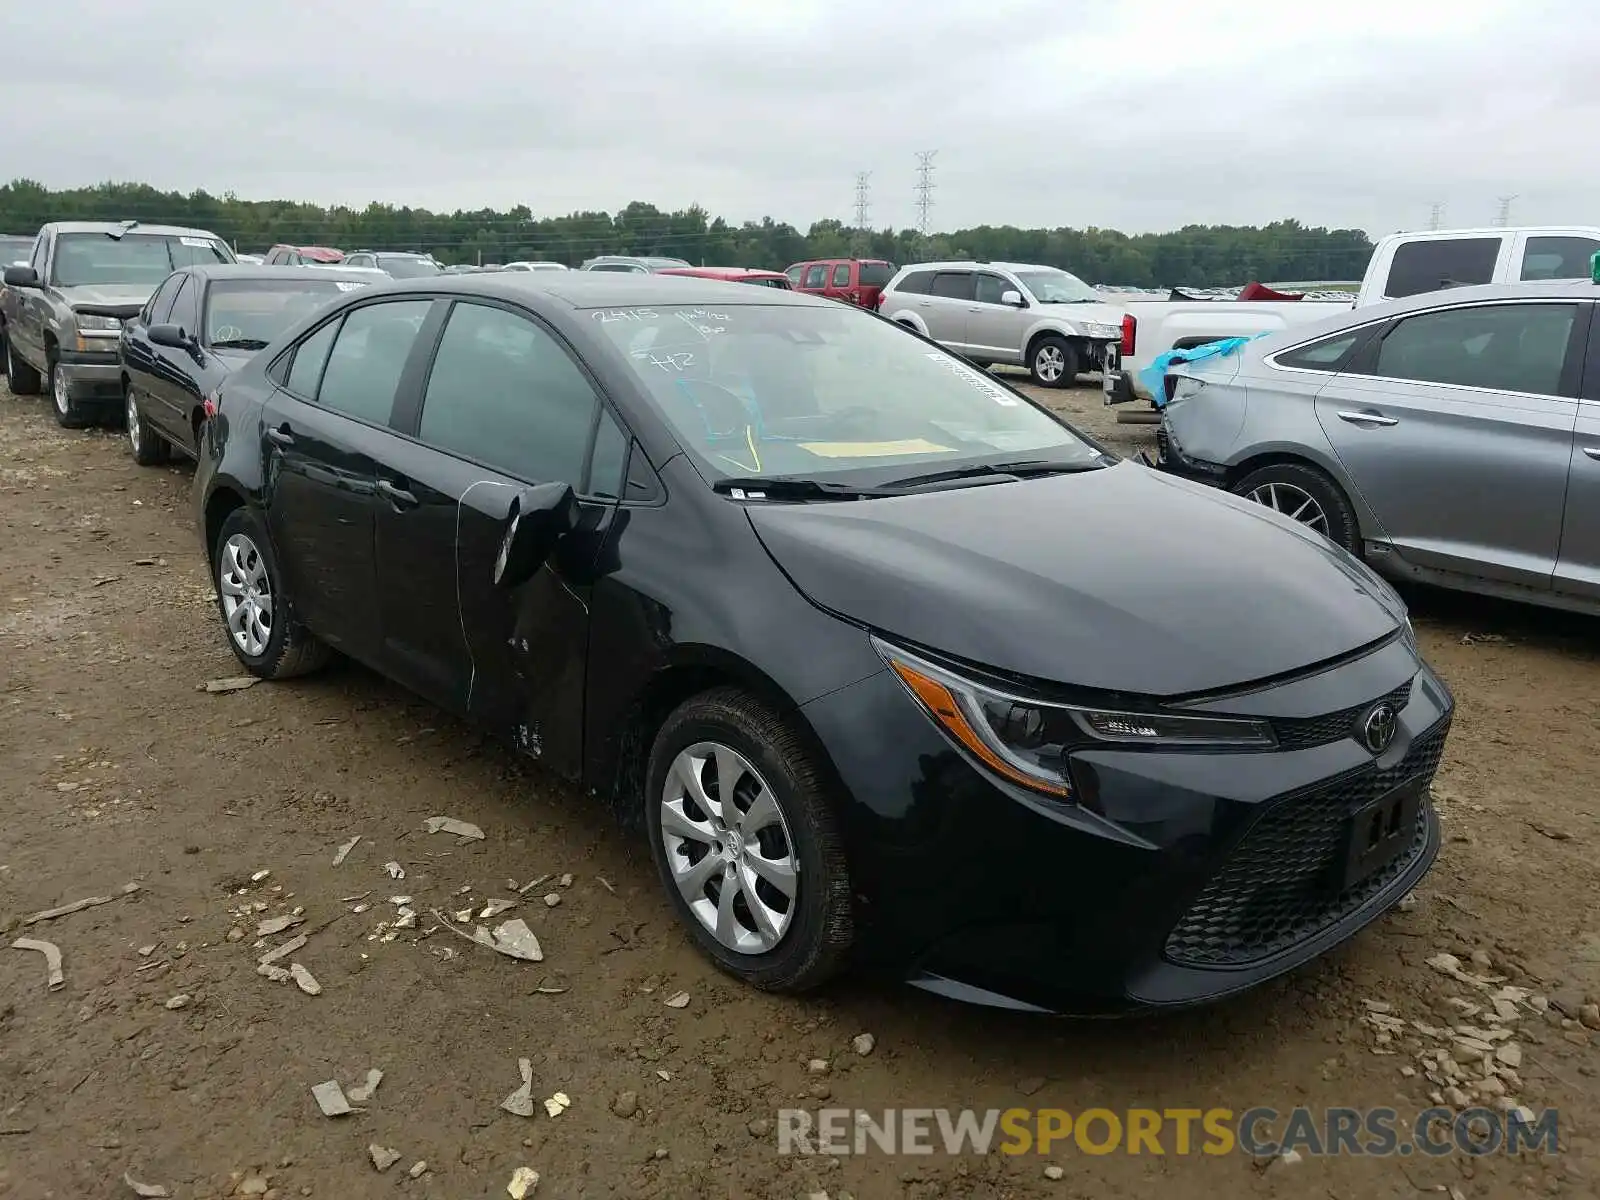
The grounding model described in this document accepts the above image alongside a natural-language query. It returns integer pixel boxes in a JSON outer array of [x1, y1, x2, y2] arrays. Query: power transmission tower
[[1428, 202, 1445, 231], [852, 172, 871, 255], [1494, 195, 1518, 227], [914, 150, 938, 251]]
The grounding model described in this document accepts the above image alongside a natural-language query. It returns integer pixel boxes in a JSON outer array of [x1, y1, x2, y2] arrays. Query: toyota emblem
[[1359, 702, 1398, 754]]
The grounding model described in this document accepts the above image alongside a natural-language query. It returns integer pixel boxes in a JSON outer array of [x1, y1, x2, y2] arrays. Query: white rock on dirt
[[163, 994, 190, 1010], [1043, 1164, 1064, 1180], [543, 1091, 571, 1117], [852, 1034, 876, 1056], [664, 991, 691, 1009], [506, 1167, 540, 1198], [311, 1080, 352, 1116], [289, 963, 321, 996], [544, 893, 562, 908], [348, 1069, 384, 1104], [121, 1171, 171, 1197], [408, 1161, 428, 1179], [369, 1144, 401, 1172]]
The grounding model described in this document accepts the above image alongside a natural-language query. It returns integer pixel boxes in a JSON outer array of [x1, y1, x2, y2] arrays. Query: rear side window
[[1373, 302, 1577, 395], [285, 319, 338, 397], [417, 301, 599, 485], [1383, 238, 1500, 298], [803, 264, 827, 289], [1520, 236, 1600, 281], [858, 262, 894, 286], [830, 263, 851, 287], [929, 271, 975, 300], [891, 270, 934, 295], [1275, 329, 1366, 372], [316, 300, 431, 423]]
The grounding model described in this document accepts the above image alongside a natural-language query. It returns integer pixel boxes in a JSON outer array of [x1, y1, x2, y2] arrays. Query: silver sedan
[[1153, 280, 1600, 616]]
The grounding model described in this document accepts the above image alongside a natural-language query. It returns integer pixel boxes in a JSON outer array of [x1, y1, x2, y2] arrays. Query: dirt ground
[[1, 371, 1598, 1200]]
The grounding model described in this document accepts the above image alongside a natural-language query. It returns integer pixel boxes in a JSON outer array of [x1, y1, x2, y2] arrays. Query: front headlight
[[75, 313, 122, 332], [872, 638, 1277, 800], [1083, 321, 1120, 339]]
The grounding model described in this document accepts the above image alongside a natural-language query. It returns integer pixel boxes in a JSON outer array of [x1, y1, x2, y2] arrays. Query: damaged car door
[[372, 297, 621, 779]]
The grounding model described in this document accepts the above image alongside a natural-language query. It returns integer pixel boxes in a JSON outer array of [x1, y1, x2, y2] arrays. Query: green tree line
[[0, 179, 1375, 288]]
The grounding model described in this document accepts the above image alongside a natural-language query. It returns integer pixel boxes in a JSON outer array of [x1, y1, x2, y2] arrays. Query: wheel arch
[[203, 485, 249, 570], [1223, 449, 1375, 542], [1024, 324, 1084, 366]]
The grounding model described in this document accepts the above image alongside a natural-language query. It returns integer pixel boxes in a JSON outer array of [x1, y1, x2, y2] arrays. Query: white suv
[[878, 261, 1126, 387]]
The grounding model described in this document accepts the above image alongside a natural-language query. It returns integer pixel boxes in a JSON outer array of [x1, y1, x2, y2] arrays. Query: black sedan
[[118, 265, 377, 465], [192, 272, 1453, 1013]]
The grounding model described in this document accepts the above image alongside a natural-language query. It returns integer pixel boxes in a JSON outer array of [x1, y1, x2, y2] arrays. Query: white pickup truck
[[1103, 225, 1600, 404]]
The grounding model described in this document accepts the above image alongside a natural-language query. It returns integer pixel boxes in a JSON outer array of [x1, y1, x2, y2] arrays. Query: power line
[[914, 150, 938, 249], [1428, 202, 1444, 231], [852, 171, 871, 255], [1494, 195, 1518, 227]]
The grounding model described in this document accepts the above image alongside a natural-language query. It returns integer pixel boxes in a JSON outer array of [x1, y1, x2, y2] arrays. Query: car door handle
[[1336, 410, 1399, 428], [265, 424, 294, 447], [376, 479, 418, 508], [1584, 447, 1600, 462]]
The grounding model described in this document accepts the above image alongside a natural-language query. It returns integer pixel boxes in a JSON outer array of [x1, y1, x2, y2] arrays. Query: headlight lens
[[75, 313, 122, 332], [1084, 321, 1120, 339], [872, 638, 1277, 800]]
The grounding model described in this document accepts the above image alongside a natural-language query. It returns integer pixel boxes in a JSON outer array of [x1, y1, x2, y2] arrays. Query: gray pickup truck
[[1, 220, 235, 426]]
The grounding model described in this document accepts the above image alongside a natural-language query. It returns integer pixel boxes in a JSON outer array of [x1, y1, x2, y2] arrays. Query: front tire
[[125, 384, 169, 466], [213, 507, 331, 678], [50, 355, 91, 428], [6, 338, 40, 394], [645, 687, 853, 993], [1230, 461, 1361, 555], [1029, 335, 1080, 388]]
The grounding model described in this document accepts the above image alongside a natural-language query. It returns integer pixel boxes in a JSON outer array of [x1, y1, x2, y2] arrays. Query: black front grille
[[1272, 679, 1415, 751], [1163, 719, 1448, 969], [1155, 427, 1171, 463]]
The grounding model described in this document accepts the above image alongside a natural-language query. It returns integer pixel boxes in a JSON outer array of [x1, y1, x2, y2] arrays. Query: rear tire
[[49, 354, 92, 429], [1029, 335, 1080, 388], [6, 338, 40, 394], [1230, 461, 1361, 555], [645, 687, 853, 993], [213, 507, 331, 679]]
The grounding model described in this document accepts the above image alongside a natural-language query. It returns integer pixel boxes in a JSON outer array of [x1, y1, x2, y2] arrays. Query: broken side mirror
[[493, 481, 579, 588]]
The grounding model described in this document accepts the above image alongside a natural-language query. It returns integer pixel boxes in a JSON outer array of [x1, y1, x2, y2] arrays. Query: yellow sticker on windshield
[[799, 439, 955, 458]]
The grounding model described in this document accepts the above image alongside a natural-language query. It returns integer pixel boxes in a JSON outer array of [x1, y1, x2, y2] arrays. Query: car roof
[[659, 266, 786, 279], [48, 221, 221, 238], [382, 271, 835, 310], [898, 261, 1057, 273], [1249, 280, 1600, 357], [182, 264, 380, 284]]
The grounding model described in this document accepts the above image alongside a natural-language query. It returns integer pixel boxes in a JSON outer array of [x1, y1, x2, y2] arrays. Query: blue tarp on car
[[1140, 336, 1259, 408]]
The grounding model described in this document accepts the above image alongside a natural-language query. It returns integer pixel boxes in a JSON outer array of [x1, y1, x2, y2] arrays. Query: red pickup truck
[[785, 258, 895, 308]]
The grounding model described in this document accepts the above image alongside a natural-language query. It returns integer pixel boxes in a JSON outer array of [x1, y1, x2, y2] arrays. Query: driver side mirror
[[493, 481, 580, 588], [3, 265, 39, 288], [1000, 289, 1026, 307], [149, 322, 197, 352]]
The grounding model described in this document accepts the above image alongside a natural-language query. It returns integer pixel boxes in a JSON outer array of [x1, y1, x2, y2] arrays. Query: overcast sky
[[1, 0, 1594, 237]]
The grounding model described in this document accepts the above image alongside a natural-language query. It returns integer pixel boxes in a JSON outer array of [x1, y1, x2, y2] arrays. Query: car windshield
[[377, 256, 441, 278], [858, 262, 894, 285], [52, 232, 231, 286], [1013, 268, 1100, 303], [595, 303, 1102, 485], [204, 278, 365, 348]]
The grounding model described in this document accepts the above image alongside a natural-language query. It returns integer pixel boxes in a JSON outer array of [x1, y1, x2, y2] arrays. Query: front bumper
[[802, 637, 1452, 1014], [56, 346, 122, 404]]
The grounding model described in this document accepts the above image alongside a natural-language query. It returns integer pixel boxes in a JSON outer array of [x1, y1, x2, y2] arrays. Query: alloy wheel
[[1245, 481, 1330, 536], [659, 741, 799, 955], [1034, 344, 1065, 383], [52, 365, 69, 415], [218, 532, 274, 657], [126, 390, 143, 455]]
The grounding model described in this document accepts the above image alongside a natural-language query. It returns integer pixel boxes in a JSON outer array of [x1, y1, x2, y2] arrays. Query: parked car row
[[3, 258, 1454, 1012]]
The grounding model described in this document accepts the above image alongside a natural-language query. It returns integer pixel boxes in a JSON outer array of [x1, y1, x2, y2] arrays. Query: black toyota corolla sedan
[[192, 272, 1452, 1014], [118, 264, 377, 466]]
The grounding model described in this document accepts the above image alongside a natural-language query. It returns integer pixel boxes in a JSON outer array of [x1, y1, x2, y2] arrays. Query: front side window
[[1373, 303, 1577, 395], [0, 235, 33, 266], [1383, 238, 1500, 299], [785, 265, 804, 285], [316, 300, 432, 423], [50, 232, 231, 287], [144, 273, 185, 324], [204, 277, 361, 350], [1012, 268, 1099, 303], [593, 302, 1101, 485], [1520, 236, 1600, 282], [803, 264, 827, 289], [974, 274, 1014, 305], [417, 302, 599, 484], [169, 275, 200, 333]]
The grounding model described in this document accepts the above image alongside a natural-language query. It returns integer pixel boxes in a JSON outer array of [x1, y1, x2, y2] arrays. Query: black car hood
[[745, 462, 1401, 698]]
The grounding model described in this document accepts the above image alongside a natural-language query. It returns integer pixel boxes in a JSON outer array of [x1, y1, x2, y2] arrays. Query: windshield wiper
[[713, 476, 897, 501], [879, 458, 1101, 491], [208, 337, 270, 350]]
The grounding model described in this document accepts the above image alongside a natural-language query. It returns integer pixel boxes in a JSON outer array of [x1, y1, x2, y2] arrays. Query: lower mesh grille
[[1163, 720, 1448, 968]]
